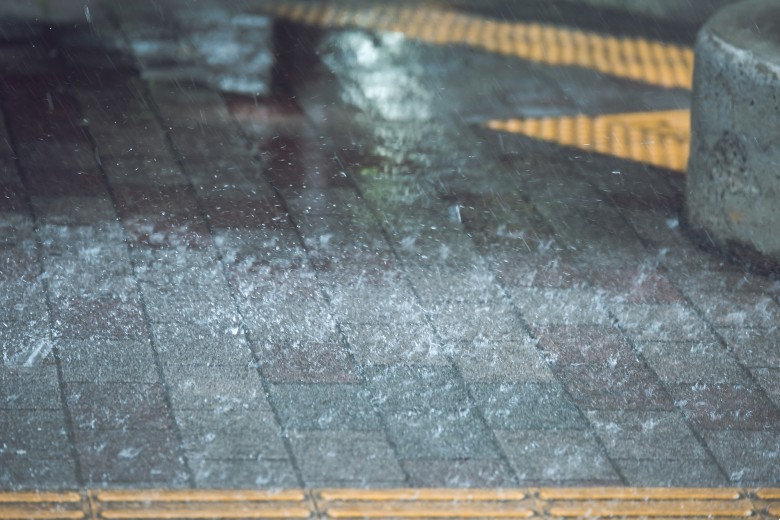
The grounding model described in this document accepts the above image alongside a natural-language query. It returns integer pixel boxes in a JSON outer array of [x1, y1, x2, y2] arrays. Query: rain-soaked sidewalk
[[2, 0, 780, 495]]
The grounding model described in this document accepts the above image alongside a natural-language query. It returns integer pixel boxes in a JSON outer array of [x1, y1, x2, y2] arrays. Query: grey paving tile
[[152, 321, 254, 366], [58, 338, 159, 382], [454, 338, 554, 383], [0, 281, 48, 323], [241, 296, 338, 345], [0, 455, 79, 490], [428, 301, 529, 344], [365, 365, 470, 411], [557, 364, 674, 411], [587, 410, 708, 460], [616, 458, 728, 486], [175, 409, 286, 460], [190, 459, 298, 488], [32, 195, 118, 226], [342, 321, 449, 366], [636, 341, 749, 384], [718, 327, 780, 368], [0, 410, 70, 454], [162, 364, 271, 411], [75, 428, 190, 487], [0, 365, 61, 409], [132, 247, 224, 287], [269, 383, 380, 431], [612, 303, 716, 341], [65, 382, 172, 431], [289, 430, 405, 487], [495, 429, 620, 482], [702, 430, 780, 484], [669, 383, 780, 431], [470, 382, 585, 430], [50, 294, 148, 340], [256, 340, 358, 383], [383, 407, 499, 459], [328, 285, 426, 324], [1, 322, 54, 368], [688, 291, 780, 329], [402, 459, 516, 487], [752, 368, 780, 407], [141, 285, 240, 326], [534, 324, 640, 368], [510, 287, 612, 326]]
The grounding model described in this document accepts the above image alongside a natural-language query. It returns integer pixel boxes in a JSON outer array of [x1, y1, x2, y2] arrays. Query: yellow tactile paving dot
[[4, 488, 779, 520], [266, 2, 693, 89], [485, 109, 691, 172]]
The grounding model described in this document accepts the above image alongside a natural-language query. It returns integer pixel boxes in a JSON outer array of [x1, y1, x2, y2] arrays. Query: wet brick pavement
[[1, 0, 779, 490]]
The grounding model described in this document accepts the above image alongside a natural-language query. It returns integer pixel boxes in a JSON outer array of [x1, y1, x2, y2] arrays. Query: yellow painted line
[[485, 109, 690, 172], [0, 493, 85, 520], [548, 500, 754, 517], [538, 487, 743, 501], [97, 506, 312, 519], [267, 3, 693, 89], [319, 489, 527, 501]]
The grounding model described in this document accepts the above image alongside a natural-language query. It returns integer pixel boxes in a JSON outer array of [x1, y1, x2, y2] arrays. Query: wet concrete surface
[[1, 0, 779, 490]]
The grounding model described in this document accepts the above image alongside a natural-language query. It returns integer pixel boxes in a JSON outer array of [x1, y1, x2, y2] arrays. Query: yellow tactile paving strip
[[267, 3, 693, 89], [2, 488, 780, 519], [485, 109, 690, 172]]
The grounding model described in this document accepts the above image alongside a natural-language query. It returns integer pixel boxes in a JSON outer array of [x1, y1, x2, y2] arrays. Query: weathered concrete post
[[686, 0, 780, 270]]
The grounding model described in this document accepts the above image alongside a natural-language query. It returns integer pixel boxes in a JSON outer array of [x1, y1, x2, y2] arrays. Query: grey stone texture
[[686, 0, 780, 267]]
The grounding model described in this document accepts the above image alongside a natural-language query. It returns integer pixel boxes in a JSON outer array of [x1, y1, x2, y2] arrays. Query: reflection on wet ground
[[1, 0, 779, 491]]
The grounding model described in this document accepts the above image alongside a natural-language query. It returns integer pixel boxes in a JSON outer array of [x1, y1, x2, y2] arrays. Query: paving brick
[[65, 382, 172, 431], [490, 250, 585, 289], [31, 196, 118, 225], [342, 321, 449, 366], [751, 368, 780, 408], [510, 287, 612, 326], [718, 327, 780, 368], [687, 291, 780, 329], [49, 294, 147, 339], [0, 245, 41, 283], [670, 383, 780, 431], [151, 321, 253, 366], [586, 267, 684, 304], [428, 301, 529, 344], [74, 428, 190, 486], [132, 247, 224, 287], [189, 459, 298, 488], [454, 339, 554, 383], [328, 285, 426, 324], [702, 430, 780, 484], [365, 365, 471, 411], [0, 282, 48, 323], [163, 364, 271, 411], [612, 303, 716, 341], [406, 265, 507, 306], [0, 410, 70, 454], [534, 325, 640, 368], [103, 156, 187, 186], [470, 382, 585, 430], [175, 409, 287, 460], [269, 383, 379, 432], [495, 429, 620, 482], [402, 458, 516, 487], [587, 410, 708, 460], [616, 458, 728, 486], [289, 430, 405, 487], [1, 322, 55, 367], [636, 341, 749, 384], [0, 365, 61, 410], [256, 340, 358, 383], [58, 338, 159, 383], [557, 364, 674, 411], [142, 286, 241, 327], [0, 455, 79, 490], [384, 407, 499, 459]]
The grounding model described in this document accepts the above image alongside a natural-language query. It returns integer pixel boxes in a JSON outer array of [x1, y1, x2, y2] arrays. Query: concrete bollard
[[686, 0, 780, 270]]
